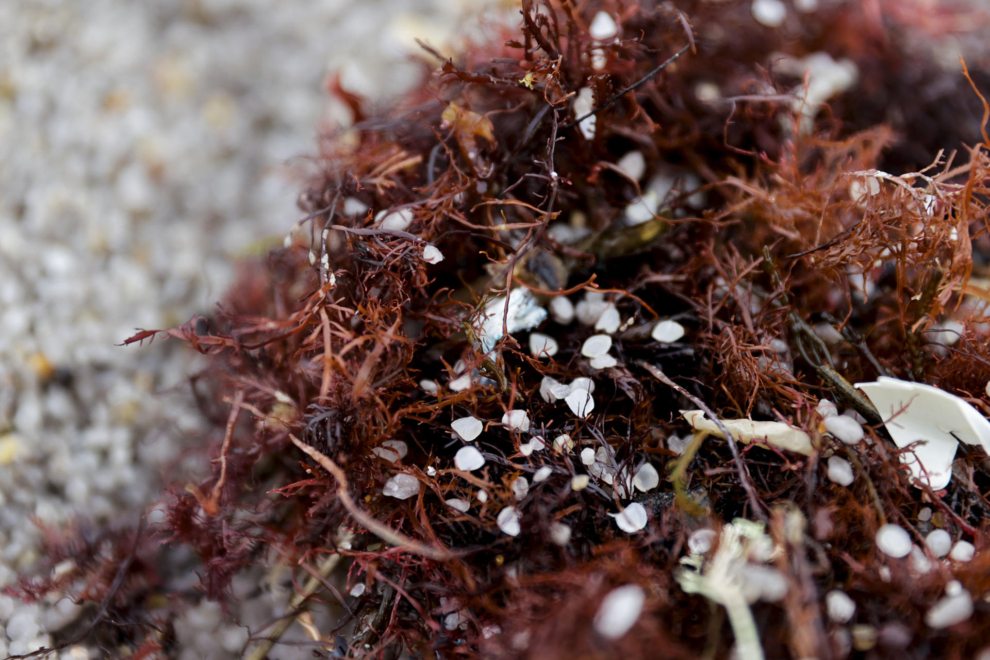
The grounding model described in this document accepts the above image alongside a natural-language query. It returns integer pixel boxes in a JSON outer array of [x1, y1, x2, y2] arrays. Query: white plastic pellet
[[925, 529, 952, 558], [825, 590, 856, 623], [497, 506, 521, 536], [827, 455, 854, 486], [611, 503, 648, 533], [581, 334, 612, 358], [593, 585, 645, 640], [550, 296, 575, 324], [651, 320, 685, 343], [454, 446, 486, 472], [451, 416, 483, 442], [950, 540, 975, 562], [824, 414, 864, 445], [529, 333, 559, 358], [588, 11, 618, 40], [876, 524, 911, 558]]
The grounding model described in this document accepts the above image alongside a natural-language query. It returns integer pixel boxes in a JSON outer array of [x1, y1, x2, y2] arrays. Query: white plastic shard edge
[[855, 376, 990, 490]]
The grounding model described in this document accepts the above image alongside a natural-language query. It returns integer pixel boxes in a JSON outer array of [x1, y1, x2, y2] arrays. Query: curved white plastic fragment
[[855, 377, 990, 490], [681, 410, 813, 455]]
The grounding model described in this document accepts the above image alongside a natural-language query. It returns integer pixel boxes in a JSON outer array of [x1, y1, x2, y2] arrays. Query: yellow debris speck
[[519, 72, 535, 89], [28, 353, 54, 381], [0, 434, 21, 464]]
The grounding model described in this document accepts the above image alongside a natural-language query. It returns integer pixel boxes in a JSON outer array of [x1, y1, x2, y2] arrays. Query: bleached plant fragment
[[593, 585, 645, 640], [677, 519, 775, 660], [451, 416, 483, 442], [422, 245, 444, 264], [633, 463, 660, 492], [682, 410, 813, 455], [651, 319, 685, 343], [565, 389, 595, 417], [454, 446, 486, 472], [473, 289, 547, 353], [855, 377, 990, 489], [502, 410, 531, 432], [383, 473, 420, 500], [610, 502, 648, 533], [497, 506, 521, 536], [529, 333, 558, 358], [371, 440, 408, 463]]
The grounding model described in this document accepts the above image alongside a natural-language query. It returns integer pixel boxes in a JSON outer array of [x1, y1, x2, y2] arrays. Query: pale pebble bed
[[0, 0, 502, 657]]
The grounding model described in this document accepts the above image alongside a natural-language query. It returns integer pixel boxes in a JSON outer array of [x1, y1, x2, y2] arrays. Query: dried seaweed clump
[[15, 1, 990, 658]]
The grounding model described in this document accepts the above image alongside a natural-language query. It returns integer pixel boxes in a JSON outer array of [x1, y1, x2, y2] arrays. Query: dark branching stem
[[638, 361, 768, 522], [563, 43, 691, 130]]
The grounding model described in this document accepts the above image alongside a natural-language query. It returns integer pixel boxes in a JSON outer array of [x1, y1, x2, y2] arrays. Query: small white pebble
[[550, 296, 575, 324], [571, 475, 590, 490], [549, 521, 572, 546], [519, 436, 546, 456], [422, 245, 444, 264], [449, 372, 472, 392], [950, 540, 975, 562], [588, 11, 618, 40], [581, 447, 596, 465], [824, 415, 864, 445], [451, 416, 483, 442], [633, 463, 659, 492], [910, 545, 932, 574], [615, 151, 646, 182], [477, 490, 488, 503], [533, 466, 552, 482], [570, 377, 596, 394], [611, 502, 648, 533], [371, 440, 408, 463], [667, 435, 691, 455], [529, 333, 559, 358], [581, 334, 612, 358], [816, 399, 838, 418], [595, 303, 621, 334], [445, 498, 471, 513], [827, 456, 854, 486], [420, 379, 438, 394], [751, 0, 787, 27], [383, 473, 420, 500], [688, 529, 717, 554], [540, 376, 571, 403], [926, 529, 952, 558], [590, 354, 618, 370], [454, 446, 486, 471], [925, 591, 973, 628], [512, 476, 530, 500], [497, 506, 521, 536], [376, 208, 414, 231], [350, 583, 367, 597], [565, 389, 595, 417], [502, 410, 531, 432], [919, 507, 932, 522], [594, 585, 645, 640], [651, 320, 685, 343], [876, 524, 912, 558], [826, 590, 856, 623], [576, 298, 609, 325], [554, 434, 574, 452]]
